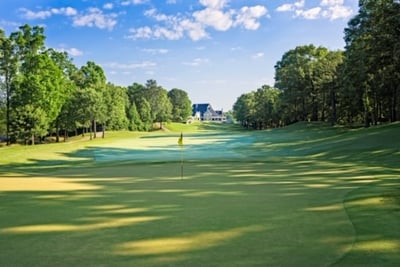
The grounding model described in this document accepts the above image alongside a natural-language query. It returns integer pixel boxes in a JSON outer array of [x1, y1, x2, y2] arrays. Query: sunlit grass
[[115, 225, 266, 256]]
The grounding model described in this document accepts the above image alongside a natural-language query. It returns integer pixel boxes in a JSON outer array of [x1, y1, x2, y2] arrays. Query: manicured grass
[[0, 122, 399, 266]]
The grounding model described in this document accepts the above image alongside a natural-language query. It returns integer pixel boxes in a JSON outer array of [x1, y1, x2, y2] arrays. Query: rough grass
[[0, 122, 399, 266]]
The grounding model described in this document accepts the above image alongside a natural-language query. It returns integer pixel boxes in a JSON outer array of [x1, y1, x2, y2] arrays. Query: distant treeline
[[233, 0, 399, 129], [0, 25, 192, 145]]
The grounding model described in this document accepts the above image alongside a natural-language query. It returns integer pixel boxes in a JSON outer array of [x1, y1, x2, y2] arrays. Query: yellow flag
[[178, 132, 183, 146]]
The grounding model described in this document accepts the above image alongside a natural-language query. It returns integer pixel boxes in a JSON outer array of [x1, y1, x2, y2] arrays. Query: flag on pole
[[178, 132, 183, 146], [178, 132, 184, 179]]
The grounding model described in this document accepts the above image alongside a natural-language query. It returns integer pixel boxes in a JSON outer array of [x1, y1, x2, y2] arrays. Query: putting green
[[91, 133, 255, 162]]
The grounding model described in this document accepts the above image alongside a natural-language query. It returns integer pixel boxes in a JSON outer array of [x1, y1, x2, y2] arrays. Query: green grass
[[0, 122, 399, 266]]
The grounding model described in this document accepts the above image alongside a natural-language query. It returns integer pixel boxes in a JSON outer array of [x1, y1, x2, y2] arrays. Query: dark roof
[[192, 103, 211, 115]]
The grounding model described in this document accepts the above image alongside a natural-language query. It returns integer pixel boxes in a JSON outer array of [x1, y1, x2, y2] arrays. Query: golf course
[[0, 122, 399, 267]]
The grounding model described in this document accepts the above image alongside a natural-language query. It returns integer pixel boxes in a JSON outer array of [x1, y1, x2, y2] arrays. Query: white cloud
[[320, 0, 344, 6], [0, 19, 20, 28], [129, 8, 207, 41], [128, 2, 268, 41], [127, 26, 153, 39], [193, 8, 233, 31], [166, 0, 177, 4], [295, 0, 306, 8], [230, 46, 242, 51], [103, 61, 156, 69], [19, 7, 77, 19], [324, 5, 353, 20], [51, 7, 78, 16], [182, 58, 209, 66], [276, 0, 304, 12], [103, 3, 114, 10], [234, 5, 268, 30], [153, 26, 184, 40], [199, 0, 229, 10], [73, 8, 117, 30], [295, 7, 322, 20], [252, 52, 264, 59], [58, 47, 83, 56], [276, 0, 352, 20], [180, 19, 209, 41], [121, 0, 148, 6], [141, 48, 169, 54], [19, 8, 52, 19], [276, 4, 294, 12], [18, 6, 119, 30]]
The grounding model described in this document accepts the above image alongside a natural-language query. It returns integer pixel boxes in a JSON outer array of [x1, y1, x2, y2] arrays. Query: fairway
[[0, 123, 399, 266]]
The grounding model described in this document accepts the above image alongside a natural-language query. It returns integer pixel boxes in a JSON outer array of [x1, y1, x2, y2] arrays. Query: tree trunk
[[93, 120, 97, 139], [102, 123, 105, 139], [391, 84, 398, 122], [310, 80, 318, 121], [5, 72, 11, 146], [330, 87, 337, 126], [321, 90, 326, 122], [56, 126, 60, 143], [311, 94, 318, 121], [301, 97, 306, 121]]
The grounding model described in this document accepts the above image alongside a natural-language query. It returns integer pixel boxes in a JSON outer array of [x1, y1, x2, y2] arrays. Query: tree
[[0, 29, 18, 145], [8, 25, 70, 144], [343, 0, 400, 126], [128, 80, 172, 130], [274, 45, 313, 123], [274, 45, 343, 125], [127, 82, 147, 130], [233, 92, 256, 128], [75, 61, 107, 139], [136, 97, 152, 131], [127, 101, 143, 131], [233, 86, 281, 129], [145, 79, 172, 129], [254, 85, 281, 129], [104, 83, 129, 131], [47, 48, 77, 142], [168, 88, 192, 122]]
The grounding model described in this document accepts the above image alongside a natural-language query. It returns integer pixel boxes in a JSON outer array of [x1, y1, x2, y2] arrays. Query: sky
[[0, 0, 359, 111]]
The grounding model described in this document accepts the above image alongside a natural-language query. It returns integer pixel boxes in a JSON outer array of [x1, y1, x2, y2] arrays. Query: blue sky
[[0, 0, 358, 111]]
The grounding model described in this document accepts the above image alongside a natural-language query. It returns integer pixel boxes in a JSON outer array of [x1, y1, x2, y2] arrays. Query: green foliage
[[104, 83, 129, 130], [1, 24, 193, 142], [127, 80, 174, 130], [10, 27, 66, 144], [136, 97, 153, 131], [274, 45, 343, 124], [342, 0, 400, 125], [235, 1, 399, 129], [168, 88, 192, 122], [127, 102, 142, 131], [233, 85, 281, 129]]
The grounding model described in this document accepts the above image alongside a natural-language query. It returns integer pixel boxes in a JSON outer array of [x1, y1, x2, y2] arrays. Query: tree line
[[233, 0, 399, 129], [0, 25, 192, 145]]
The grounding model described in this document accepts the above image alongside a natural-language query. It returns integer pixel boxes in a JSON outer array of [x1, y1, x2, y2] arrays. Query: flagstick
[[180, 146, 183, 180]]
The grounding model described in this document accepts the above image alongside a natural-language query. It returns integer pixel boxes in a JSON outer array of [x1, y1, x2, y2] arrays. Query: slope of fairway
[[0, 122, 399, 267]]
